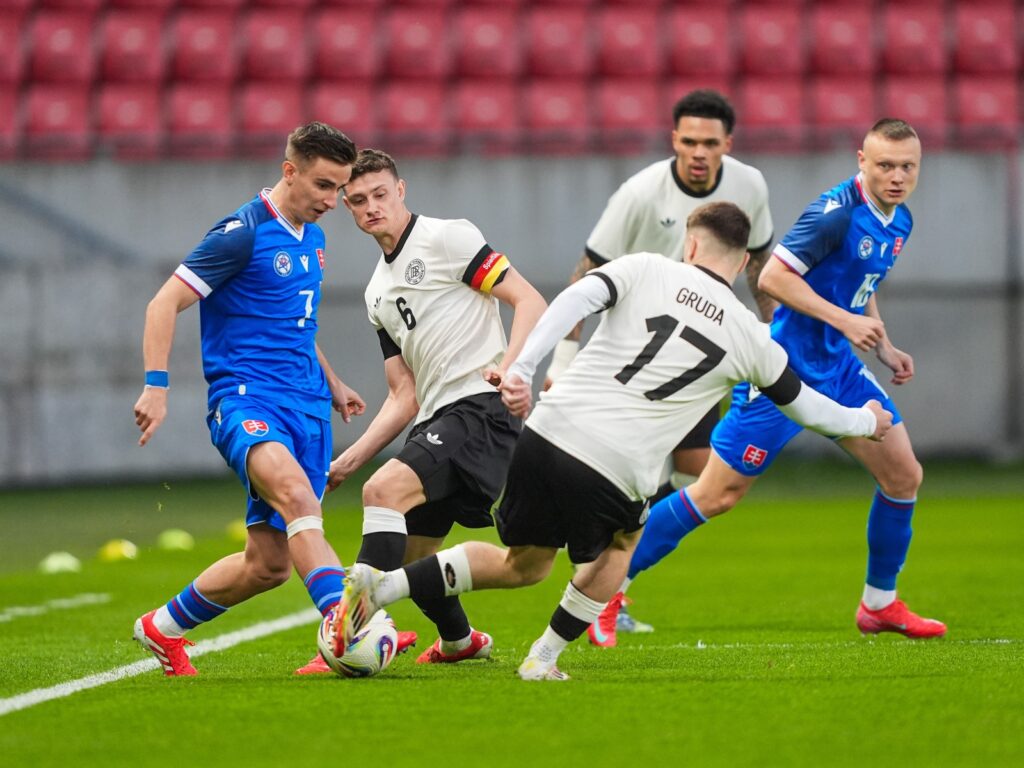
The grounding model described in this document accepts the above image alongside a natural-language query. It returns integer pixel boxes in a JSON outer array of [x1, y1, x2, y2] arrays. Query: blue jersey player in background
[[607, 118, 946, 643], [132, 122, 368, 675]]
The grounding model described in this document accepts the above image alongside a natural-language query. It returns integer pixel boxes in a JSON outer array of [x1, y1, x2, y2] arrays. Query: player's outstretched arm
[[745, 246, 778, 322], [758, 255, 884, 351], [328, 355, 418, 491], [485, 267, 547, 386], [865, 295, 914, 385], [316, 343, 366, 423], [134, 277, 200, 446], [540, 251, 601, 390]]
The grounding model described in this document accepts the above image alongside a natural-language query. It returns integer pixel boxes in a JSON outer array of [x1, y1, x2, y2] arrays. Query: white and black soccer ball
[[317, 608, 398, 678]]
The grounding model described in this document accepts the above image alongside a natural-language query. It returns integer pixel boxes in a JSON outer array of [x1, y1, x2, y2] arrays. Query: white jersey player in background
[[302, 148, 546, 673], [333, 202, 892, 681], [544, 90, 777, 639]]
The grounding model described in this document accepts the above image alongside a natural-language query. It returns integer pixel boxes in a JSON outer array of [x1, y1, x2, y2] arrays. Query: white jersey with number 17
[[526, 252, 788, 500]]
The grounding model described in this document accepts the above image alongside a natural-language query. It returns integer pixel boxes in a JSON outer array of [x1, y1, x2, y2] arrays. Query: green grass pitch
[[0, 459, 1021, 767]]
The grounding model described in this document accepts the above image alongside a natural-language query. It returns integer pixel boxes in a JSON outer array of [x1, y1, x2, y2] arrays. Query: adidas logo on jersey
[[823, 199, 842, 214], [659, 217, 677, 228], [426, 433, 443, 446]]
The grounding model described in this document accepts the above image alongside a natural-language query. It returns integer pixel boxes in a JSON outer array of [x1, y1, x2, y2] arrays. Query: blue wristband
[[145, 370, 169, 388]]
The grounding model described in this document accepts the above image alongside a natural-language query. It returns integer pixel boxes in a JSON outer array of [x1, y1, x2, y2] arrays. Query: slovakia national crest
[[274, 251, 293, 276], [742, 444, 768, 470], [857, 236, 873, 260], [316, 248, 325, 268], [405, 258, 425, 285], [242, 419, 270, 437]]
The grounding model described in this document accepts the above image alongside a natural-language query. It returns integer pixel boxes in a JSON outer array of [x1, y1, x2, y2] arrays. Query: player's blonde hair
[[867, 118, 918, 143]]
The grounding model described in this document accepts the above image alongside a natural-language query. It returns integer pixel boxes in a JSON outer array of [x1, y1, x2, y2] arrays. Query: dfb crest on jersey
[[274, 251, 293, 276], [857, 236, 874, 260], [242, 419, 270, 437], [742, 444, 768, 470], [405, 258, 425, 285]]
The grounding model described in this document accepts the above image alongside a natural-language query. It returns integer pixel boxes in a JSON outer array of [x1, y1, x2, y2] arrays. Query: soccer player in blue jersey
[[131, 122, 369, 676], [613, 118, 946, 641]]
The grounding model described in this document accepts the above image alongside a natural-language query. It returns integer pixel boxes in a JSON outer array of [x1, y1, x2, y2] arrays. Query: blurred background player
[[324, 149, 546, 667], [132, 123, 365, 676], [613, 119, 946, 645], [333, 202, 891, 681], [542, 89, 776, 638]]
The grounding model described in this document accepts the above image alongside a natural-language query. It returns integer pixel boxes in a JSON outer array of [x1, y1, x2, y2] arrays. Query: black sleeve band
[[584, 246, 609, 266], [761, 366, 802, 406], [585, 271, 618, 310], [460, 244, 495, 285], [377, 328, 402, 360]]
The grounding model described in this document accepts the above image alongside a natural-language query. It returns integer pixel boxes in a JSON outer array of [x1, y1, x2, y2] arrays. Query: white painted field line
[[0, 593, 112, 624], [0, 607, 320, 718], [577, 637, 1018, 653]]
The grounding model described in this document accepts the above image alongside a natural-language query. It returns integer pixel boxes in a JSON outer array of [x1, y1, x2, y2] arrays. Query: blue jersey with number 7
[[769, 173, 913, 386], [173, 190, 331, 419]]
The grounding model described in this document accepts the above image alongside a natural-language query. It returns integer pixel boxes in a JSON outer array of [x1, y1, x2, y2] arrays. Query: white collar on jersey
[[855, 174, 896, 227], [260, 188, 305, 241]]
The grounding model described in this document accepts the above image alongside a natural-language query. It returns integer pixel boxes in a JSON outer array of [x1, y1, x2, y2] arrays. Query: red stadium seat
[[166, 83, 234, 157], [179, 0, 248, 8], [238, 83, 306, 154], [307, 82, 376, 144], [594, 78, 662, 154], [880, 4, 946, 75], [453, 7, 521, 78], [99, 11, 166, 84], [665, 7, 733, 77], [108, 0, 177, 8], [252, 0, 316, 7], [384, 8, 451, 79], [0, 87, 18, 158], [523, 7, 592, 78], [952, 3, 1018, 74], [880, 76, 948, 147], [24, 84, 92, 159], [452, 79, 520, 153], [171, 10, 239, 82], [809, 4, 876, 75], [29, 11, 98, 84], [241, 10, 310, 82], [312, 9, 381, 80], [737, 77, 804, 150], [96, 83, 163, 158], [523, 79, 590, 153], [380, 81, 450, 154], [0, 12, 26, 85], [594, 7, 661, 77], [952, 76, 1019, 146], [39, 0, 106, 9], [739, 5, 803, 76], [808, 77, 877, 146]]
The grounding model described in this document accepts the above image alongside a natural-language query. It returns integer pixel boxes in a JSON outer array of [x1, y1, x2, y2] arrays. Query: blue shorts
[[207, 396, 331, 532], [711, 354, 903, 477]]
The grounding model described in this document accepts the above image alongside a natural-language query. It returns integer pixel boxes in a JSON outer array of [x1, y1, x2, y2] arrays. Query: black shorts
[[495, 427, 648, 564], [675, 403, 720, 451], [398, 392, 521, 538]]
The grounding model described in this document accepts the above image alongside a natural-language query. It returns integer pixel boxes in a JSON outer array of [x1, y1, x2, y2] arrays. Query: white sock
[[530, 626, 569, 665], [862, 585, 896, 610], [153, 605, 188, 638], [374, 568, 410, 605], [436, 544, 473, 597], [440, 633, 473, 654]]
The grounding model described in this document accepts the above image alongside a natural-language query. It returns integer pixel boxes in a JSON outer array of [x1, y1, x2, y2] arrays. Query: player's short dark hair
[[687, 202, 751, 252], [348, 148, 399, 183], [867, 118, 919, 142], [286, 122, 357, 167], [672, 89, 736, 134]]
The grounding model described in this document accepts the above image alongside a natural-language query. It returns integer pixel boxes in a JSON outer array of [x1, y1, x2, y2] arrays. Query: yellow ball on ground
[[98, 539, 138, 562], [157, 528, 195, 551]]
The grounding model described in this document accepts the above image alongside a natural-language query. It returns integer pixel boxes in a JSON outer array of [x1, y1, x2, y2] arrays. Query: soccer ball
[[317, 608, 398, 678]]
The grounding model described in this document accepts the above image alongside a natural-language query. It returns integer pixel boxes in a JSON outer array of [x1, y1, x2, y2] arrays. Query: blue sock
[[628, 489, 707, 580], [304, 566, 346, 616], [866, 489, 914, 590], [166, 581, 228, 630]]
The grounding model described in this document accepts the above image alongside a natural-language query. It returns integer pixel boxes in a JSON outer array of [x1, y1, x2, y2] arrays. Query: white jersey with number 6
[[364, 214, 512, 425], [527, 252, 788, 500]]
